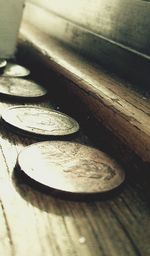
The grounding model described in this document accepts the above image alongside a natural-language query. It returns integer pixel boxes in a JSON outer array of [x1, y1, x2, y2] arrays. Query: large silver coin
[[0, 77, 47, 99], [17, 141, 125, 194], [2, 106, 80, 137], [0, 59, 7, 69], [2, 63, 30, 77]]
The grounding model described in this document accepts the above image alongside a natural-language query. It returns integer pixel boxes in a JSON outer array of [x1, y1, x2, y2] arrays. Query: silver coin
[[2, 63, 30, 77], [0, 77, 47, 98], [2, 106, 80, 136], [17, 141, 125, 194], [0, 59, 7, 69]]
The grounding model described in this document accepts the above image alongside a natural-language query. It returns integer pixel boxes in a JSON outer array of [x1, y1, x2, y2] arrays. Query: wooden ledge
[[18, 21, 150, 164]]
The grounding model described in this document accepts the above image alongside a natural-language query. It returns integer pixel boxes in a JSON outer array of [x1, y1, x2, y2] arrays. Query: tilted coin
[[2, 106, 80, 137], [2, 63, 30, 77], [16, 141, 125, 194], [0, 59, 7, 69], [0, 77, 47, 99]]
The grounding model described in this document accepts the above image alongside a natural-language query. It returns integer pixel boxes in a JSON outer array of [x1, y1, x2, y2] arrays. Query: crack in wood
[[0, 200, 15, 255]]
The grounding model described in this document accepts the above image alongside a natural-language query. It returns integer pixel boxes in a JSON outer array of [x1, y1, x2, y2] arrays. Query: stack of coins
[[0, 59, 125, 199]]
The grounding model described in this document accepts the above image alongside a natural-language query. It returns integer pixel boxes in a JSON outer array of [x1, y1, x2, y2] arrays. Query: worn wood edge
[[18, 22, 150, 164], [23, 2, 150, 88]]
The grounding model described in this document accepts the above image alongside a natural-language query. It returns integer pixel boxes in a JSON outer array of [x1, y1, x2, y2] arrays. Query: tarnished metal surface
[[17, 141, 125, 194], [2, 106, 80, 137], [0, 77, 47, 99], [0, 59, 7, 69], [2, 63, 30, 77]]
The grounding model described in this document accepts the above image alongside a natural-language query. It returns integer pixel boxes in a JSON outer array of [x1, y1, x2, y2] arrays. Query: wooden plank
[[0, 45, 149, 256], [18, 22, 150, 164], [27, 0, 150, 55], [0, 99, 150, 256], [22, 2, 150, 88]]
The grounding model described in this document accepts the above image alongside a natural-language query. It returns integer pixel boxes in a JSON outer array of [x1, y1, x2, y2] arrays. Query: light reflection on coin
[[2, 63, 30, 77], [0, 77, 47, 99], [2, 106, 80, 137], [17, 141, 125, 194], [0, 59, 7, 69]]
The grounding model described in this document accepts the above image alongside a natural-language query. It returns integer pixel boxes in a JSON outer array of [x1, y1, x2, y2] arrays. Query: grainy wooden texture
[[0, 74, 150, 256], [23, 1, 150, 88], [28, 0, 150, 55], [18, 22, 150, 164]]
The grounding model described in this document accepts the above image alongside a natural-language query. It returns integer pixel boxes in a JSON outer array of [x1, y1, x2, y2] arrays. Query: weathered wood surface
[[18, 22, 150, 164], [27, 0, 150, 55], [0, 12, 149, 255], [23, 1, 150, 88], [0, 80, 150, 256]]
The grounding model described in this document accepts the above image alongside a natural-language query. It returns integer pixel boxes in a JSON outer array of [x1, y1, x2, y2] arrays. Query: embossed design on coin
[[0, 77, 47, 98], [2, 106, 79, 136], [0, 59, 7, 69], [62, 159, 116, 180], [17, 141, 125, 194], [2, 63, 30, 77]]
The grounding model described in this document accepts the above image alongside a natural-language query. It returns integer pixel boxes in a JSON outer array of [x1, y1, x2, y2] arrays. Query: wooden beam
[[18, 22, 150, 164], [27, 0, 150, 55], [23, 2, 150, 87]]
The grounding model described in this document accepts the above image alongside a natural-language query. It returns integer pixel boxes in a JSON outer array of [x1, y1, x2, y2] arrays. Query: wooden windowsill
[[18, 21, 150, 165], [0, 20, 150, 256]]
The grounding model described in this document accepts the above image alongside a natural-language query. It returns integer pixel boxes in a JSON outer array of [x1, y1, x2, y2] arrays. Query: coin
[[0, 59, 7, 69], [2, 63, 30, 77], [2, 106, 80, 137], [0, 77, 47, 99], [16, 141, 125, 194]]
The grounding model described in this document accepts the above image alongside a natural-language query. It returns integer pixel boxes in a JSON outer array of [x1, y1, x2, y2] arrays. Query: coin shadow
[[0, 118, 83, 147], [0, 119, 39, 147], [0, 90, 48, 103], [0, 116, 95, 153]]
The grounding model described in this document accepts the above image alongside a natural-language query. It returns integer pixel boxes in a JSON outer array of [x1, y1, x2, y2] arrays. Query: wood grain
[[0, 96, 150, 256], [0, 7, 149, 254], [27, 0, 150, 55], [22, 2, 150, 88], [0, 60, 149, 255], [18, 22, 150, 163]]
